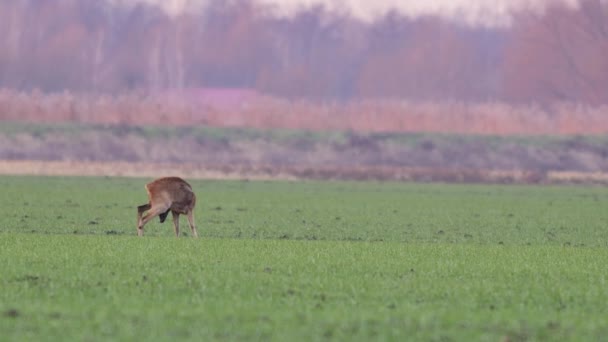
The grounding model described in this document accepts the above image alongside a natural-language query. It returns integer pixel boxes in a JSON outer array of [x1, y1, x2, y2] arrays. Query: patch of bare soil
[[2, 160, 607, 185]]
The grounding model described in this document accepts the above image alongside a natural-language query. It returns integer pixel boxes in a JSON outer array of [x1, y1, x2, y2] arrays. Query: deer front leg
[[172, 211, 180, 237]]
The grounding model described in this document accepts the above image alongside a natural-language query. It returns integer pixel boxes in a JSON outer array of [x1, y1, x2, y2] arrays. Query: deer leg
[[138, 205, 169, 237], [187, 210, 198, 238], [137, 204, 151, 236], [172, 211, 180, 237]]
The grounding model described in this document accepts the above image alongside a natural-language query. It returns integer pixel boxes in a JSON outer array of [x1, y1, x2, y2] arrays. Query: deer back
[[145, 177, 196, 212]]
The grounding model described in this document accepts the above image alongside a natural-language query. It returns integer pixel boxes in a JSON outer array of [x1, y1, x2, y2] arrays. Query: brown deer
[[136, 177, 199, 238]]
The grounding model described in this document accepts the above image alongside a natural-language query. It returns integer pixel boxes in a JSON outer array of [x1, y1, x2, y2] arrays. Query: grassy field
[[1, 176, 608, 341]]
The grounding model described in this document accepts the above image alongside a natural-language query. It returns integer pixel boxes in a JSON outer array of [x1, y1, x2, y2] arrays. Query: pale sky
[[109, 0, 578, 26]]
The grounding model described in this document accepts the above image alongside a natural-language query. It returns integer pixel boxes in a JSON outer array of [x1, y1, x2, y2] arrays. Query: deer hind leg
[[171, 211, 180, 237], [137, 204, 151, 236], [187, 209, 198, 238], [138, 204, 170, 237]]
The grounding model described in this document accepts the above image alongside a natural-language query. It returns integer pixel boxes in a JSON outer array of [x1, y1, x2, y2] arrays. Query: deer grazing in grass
[[136, 177, 199, 238]]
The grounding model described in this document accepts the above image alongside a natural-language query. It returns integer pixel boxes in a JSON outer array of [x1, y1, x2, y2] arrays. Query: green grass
[[1, 176, 608, 341], [2, 176, 607, 246]]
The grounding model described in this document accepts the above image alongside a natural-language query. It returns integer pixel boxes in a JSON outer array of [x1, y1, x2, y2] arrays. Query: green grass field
[[1, 176, 608, 341]]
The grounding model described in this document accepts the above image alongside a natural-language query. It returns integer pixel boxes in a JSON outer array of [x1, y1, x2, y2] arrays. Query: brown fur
[[136, 177, 198, 238]]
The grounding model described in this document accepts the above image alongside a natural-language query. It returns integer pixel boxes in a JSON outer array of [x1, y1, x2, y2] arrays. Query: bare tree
[[504, 0, 608, 104]]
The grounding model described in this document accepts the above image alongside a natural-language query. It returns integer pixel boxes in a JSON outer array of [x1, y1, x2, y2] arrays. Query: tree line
[[0, 0, 606, 104]]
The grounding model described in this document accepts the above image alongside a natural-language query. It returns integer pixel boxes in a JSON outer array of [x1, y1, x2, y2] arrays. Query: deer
[[136, 177, 199, 238]]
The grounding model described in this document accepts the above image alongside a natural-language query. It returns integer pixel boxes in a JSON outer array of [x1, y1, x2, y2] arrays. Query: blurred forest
[[0, 0, 606, 105], [0, 0, 607, 181]]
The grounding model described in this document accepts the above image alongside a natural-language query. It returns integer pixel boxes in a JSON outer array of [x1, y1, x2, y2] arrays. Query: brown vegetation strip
[[0, 160, 287, 181], [2, 90, 608, 136], [2, 160, 608, 185]]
